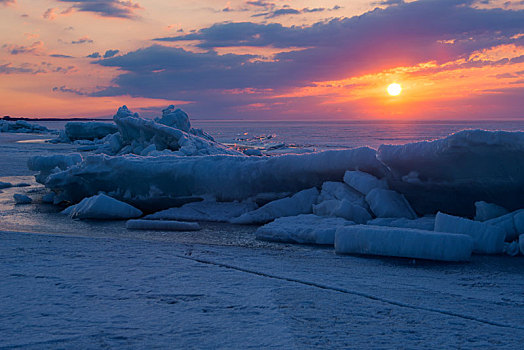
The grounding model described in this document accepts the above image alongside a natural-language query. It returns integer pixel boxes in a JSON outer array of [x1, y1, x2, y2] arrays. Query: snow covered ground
[[1, 125, 524, 348]]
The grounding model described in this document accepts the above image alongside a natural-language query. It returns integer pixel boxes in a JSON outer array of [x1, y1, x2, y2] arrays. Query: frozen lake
[[1, 130, 523, 348]]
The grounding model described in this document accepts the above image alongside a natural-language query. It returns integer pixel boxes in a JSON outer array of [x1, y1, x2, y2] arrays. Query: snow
[[35, 147, 383, 204], [485, 209, 524, 242], [365, 188, 417, 219], [335, 225, 473, 262], [0, 119, 50, 134], [64, 122, 118, 141], [145, 200, 257, 222], [343, 170, 388, 195], [377, 130, 524, 216], [255, 214, 355, 245], [434, 212, 505, 254], [231, 187, 319, 225], [474, 201, 509, 221], [13, 194, 32, 204], [367, 216, 436, 231], [312, 199, 371, 224], [126, 219, 200, 231], [62, 194, 143, 220]]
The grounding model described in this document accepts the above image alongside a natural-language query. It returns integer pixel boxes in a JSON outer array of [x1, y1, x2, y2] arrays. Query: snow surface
[[255, 214, 355, 245], [231, 187, 319, 224], [126, 219, 200, 231], [474, 201, 509, 221], [13, 193, 32, 204], [378, 130, 524, 216], [62, 194, 143, 220], [343, 170, 388, 195], [145, 200, 257, 222], [435, 212, 505, 254], [367, 216, 436, 231], [365, 188, 417, 219], [335, 225, 473, 262]]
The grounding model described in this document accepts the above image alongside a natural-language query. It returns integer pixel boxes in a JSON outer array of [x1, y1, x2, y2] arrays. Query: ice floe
[[0, 119, 50, 133], [62, 194, 143, 220], [14, 194, 32, 204], [474, 201, 509, 222], [313, 199, 371, 224], [343, 170, 388, 195], [145, 200, 257, 222], [434, 212, 505, 254], [335, 225, 473, 262], [64, 122, 118, 141], [256, 214, 355, 245], [365, 189, 417, 219], [367, 217, 435, 231]]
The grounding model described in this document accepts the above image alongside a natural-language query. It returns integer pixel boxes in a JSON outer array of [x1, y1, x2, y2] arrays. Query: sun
[[387, 83, 402, 96]]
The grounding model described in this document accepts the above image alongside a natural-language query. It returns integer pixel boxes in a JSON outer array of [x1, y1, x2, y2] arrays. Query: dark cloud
[[71, 36, 93, 44], [103, 49, 119, 58], [97, 0, 524, 118], [0, 63, 34, 74], [3, 41, 44, 55], [53, 85, 87, 95], [87, 52, 101, 58], [56, 0, 141, 19], [50, 54, 74, 58]]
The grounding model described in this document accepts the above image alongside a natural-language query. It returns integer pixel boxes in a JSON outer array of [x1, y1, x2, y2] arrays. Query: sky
[[0, 0, 523, 120]]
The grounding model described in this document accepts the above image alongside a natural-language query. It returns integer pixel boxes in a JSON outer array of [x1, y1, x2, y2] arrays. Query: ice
[[367, 217, 435, 231], [317, 181, 367, 207], [27, 153, 82, 184], [145, 200, 257, 222], [155, 105, 191, 132], [13, 194, 32, 204], [503, 241, 520, 257], [474, 201, 509, 221], [41, 192, 55, 204], [126, 219, 200, 231], [313, 199, 371, 224], [485, 209, 524, 242], [112, 106, 239, 156], [35, 147, 384, 204], [434, 212, 505, 254], [365, 189, 417, 219], [0, 119, 50, 133], [62, 194, 143, 220], [343, 170, 388, 195], [520, 234, 524, 255], [255, 214, 355, 245], [231, 188, 319, 224], [335, 225, 473, 262], [0, 181, 12, 189], [64, 122, 118, 141], [378, 130, 524, 216]]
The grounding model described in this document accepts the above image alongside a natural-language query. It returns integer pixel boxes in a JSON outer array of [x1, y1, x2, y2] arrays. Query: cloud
[[0, 0, 15, 6], [0, 62, 75, 75], [71, 36, 94, 44], [0, 63, 34, 74], [50, 53, 74, 58], [3, 41, 45, 55], [87, 52, 101, 58], [103, 49, 119, 58], [53, 85, 87, 95], [98, 0, 524, 118], [43, 7, 74, 20], [56, 0, 142, 19]]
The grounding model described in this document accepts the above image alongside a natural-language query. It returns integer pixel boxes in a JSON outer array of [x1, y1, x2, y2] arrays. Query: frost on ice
[[256, 214, 355, 245], [335, 225, 473, 262]]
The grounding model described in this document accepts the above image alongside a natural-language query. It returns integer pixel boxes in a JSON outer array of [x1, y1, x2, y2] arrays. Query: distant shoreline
[[2, 116, 112, 122]]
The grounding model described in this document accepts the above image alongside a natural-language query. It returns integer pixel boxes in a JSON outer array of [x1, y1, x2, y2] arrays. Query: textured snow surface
[[62, 194, 143, 220], [474, 201, 509, 221], [367, 216, 436, 231], [255, 214, 355, 245], [231, 187, 319, 224], [435, 212, 505, 254], [126, 219, 200, 231], [378, 130, 524, 216], [64, 122, 118, 141], [145, 200, 257, 222], [343, 170, 388, 195], [365, 188, 417, 219], [335, 225, 473, 262]]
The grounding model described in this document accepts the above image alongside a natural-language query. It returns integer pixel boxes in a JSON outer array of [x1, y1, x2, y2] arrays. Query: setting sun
[[387, 83, 402, 96]]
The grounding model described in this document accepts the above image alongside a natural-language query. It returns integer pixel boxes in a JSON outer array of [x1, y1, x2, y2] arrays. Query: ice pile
[[64, 122, 118, 141], [0, 119, 50, 133], [27, 106, 524, 261], [62, 194, 142, 220]]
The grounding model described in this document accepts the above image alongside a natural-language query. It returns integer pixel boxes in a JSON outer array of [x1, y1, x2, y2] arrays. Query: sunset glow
[[0, 1, 522, 120], [387, 83, 402, 96]]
